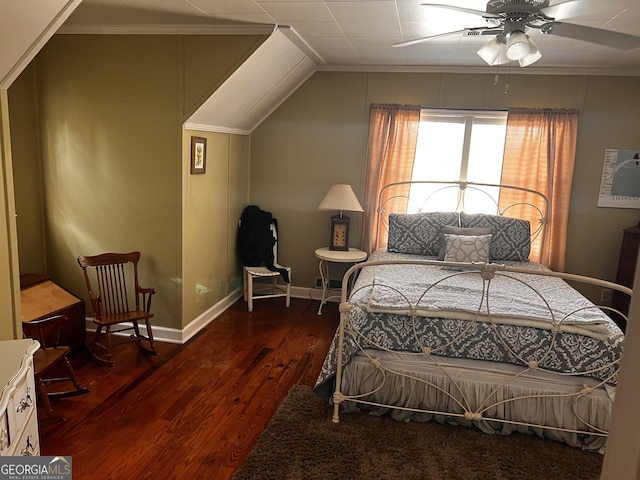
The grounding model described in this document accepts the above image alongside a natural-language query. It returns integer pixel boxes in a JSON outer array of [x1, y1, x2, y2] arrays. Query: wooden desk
[[20, 274, 86, 350]]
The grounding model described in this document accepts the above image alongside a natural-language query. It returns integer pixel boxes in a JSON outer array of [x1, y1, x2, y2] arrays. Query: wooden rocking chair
[[22, 315, 90, 421], [77, 251, 157, 366]]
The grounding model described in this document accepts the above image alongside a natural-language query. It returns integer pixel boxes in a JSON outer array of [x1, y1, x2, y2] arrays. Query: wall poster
[[597, 149, 640, 209]]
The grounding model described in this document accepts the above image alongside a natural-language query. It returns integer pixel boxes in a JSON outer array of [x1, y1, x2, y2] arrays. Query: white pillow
[[443, 234, 492, 263], [438, 226, 492, 260]]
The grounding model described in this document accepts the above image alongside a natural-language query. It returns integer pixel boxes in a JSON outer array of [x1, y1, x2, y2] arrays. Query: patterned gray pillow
[[460, 213, 530, 261], [387, 212, 459, 256], [443, 234, 492, 263]]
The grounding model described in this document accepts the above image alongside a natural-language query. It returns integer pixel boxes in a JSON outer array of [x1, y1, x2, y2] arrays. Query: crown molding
[[185, 123, 251, 136], [56, 23, 275, 35], [316, 63, 640, 77]]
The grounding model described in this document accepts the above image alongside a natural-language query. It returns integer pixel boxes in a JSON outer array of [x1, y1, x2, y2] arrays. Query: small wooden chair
[[77, 251, 157, 366], [22, 315, 90, 421], [242, 220, 292, 312]]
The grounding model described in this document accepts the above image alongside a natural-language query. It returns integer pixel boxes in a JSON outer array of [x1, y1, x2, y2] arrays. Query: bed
[[314, 181, 630, 453]]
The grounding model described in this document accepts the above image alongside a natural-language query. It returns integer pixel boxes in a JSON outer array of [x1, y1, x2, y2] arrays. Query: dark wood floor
[[38, 297, 339, 480]]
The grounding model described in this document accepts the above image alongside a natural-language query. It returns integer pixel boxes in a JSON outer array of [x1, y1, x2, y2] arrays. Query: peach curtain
[[499, 108, 578, 271], [362, 104, 421, 253]]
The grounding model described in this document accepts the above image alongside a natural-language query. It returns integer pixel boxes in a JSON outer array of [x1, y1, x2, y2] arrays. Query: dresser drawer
[[10, 410, 39, 456], [0, 409, 9, 455], [0, 340, 40, 458], [9, 359, 36, 444]]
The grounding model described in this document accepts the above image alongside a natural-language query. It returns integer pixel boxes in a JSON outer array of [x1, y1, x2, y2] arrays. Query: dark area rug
[[233, 385, 603, 480]]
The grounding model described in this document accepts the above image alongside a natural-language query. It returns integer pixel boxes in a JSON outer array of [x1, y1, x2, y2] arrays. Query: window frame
[[409, 109, 508, 213]]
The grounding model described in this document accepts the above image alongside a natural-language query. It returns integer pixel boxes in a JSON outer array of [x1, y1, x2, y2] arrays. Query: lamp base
[[329, 214, 350, 251]]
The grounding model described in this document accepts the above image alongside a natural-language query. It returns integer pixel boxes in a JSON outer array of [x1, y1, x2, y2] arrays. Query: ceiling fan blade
[[544, 22, 640, 50], [393, 29, 478, 47], [420, 3, 500, 19]]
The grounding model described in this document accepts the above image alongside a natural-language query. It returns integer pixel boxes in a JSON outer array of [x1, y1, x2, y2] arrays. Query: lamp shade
[[318, 184, 364, 213]]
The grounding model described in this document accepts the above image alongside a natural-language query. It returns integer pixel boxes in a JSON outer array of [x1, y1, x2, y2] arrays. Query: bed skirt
[[338, 349, 613, 453]]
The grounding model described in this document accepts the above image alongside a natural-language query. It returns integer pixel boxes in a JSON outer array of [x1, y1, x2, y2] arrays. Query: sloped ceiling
[[0, 0, 82, 89], [1, 2, 320, 134], [185, 26, 320, 134]]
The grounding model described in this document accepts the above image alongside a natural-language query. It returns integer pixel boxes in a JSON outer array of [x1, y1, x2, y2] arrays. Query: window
[[408, 109, 507, 214]]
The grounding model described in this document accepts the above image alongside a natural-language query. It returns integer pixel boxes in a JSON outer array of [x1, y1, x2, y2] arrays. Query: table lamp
[[318, 184, 364, 251]]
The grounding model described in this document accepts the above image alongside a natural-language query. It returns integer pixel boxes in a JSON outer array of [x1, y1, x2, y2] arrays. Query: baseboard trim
[[181, 288, 244, 343], [83, 285, 332, 345], [85, 287, 244, 345]]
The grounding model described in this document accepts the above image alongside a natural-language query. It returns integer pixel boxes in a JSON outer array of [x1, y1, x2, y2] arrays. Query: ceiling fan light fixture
[[518, 38, 542, 67], [477, 37, 511, 66], [506, 31, 531, 60], [477, 37, 504, 65]]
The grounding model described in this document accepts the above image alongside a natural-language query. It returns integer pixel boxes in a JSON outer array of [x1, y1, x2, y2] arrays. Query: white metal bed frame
[[329, 181, 631, 450]]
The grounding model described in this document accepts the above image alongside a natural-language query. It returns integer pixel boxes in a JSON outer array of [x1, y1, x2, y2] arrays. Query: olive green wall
[[250, 71, 640, 299], [569, 76, 640, 284], [0, 89, 21, 340], [8, 64, 45, 275], [249, 72, 368, 288], [7, 34, 264, 333], [181, 129, 248, 327]]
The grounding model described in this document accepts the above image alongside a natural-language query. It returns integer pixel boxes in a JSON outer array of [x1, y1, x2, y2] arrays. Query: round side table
[[314, 247, 368, 315]]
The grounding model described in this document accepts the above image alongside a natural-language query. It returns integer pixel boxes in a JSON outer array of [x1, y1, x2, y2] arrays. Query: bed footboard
[[327, 258, 629, 452]]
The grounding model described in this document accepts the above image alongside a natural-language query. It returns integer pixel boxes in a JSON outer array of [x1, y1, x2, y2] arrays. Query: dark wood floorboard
[[38, 297, 339, 480]]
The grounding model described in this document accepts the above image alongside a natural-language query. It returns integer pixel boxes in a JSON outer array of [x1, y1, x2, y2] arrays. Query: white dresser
[[0, 339, 40, 456]]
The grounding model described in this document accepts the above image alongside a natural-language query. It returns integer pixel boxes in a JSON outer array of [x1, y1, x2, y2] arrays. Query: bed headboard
[[375, 180, 549, 261]]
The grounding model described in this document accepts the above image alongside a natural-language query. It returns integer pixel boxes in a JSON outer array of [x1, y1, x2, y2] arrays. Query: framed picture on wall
[[597, 149, 640, 208], [190, 136, 207, 174]]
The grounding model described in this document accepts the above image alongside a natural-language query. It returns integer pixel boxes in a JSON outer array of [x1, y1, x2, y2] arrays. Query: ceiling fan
[[393, 0, 640, 67]]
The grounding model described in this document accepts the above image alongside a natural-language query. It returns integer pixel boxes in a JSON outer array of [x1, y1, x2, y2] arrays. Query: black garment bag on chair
[[238, 205, 290, 283]]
